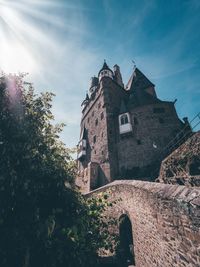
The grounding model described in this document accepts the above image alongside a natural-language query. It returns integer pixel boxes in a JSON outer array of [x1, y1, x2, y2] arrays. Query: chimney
[[113, 64, 124, 88]]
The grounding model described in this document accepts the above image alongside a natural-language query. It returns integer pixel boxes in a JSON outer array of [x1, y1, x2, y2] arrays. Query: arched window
[[119, 113, 132, 134], [120, 114, 129, 125], [118, 214, 135, 266]]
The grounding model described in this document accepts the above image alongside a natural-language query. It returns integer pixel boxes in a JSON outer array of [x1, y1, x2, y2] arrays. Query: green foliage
[[0, 74, 116, 267]]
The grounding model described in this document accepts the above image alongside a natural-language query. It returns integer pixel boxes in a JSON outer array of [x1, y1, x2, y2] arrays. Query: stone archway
[[118, 214, 135, 267]]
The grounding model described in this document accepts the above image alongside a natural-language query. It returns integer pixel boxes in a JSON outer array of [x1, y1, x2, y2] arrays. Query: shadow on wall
[[97, 214, 135, 267], [118, 162, 160, 182], [90, 165, 109, 190], [116, 214, 135, 267]]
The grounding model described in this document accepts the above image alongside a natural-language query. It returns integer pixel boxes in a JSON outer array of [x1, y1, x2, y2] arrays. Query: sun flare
[[0, 0, 59, 74]]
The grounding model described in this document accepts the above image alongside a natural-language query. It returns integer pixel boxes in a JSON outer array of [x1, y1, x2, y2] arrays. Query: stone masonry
[[87, 180, 200, 267], [76, 62, 190, 193], [158, 131, 200, 186]]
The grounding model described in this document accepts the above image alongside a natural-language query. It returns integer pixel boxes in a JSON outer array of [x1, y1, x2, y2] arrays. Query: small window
[[94, 150, 96, 154], [120, 114, 129, 125], [87, 117, 90, 123], [92, 111, 94, 117], [137, 139, 141, 145], [101, 151, 104, 155], [159, 118, 164, 123], [95, 119, 98, 126], [93, 135, 96, 143], [101, 132, 104, 137], [105, 71, 108, 74], [98, 103, 101, 109], [153, 108, 165, 113], [101, 112, 104, 120]]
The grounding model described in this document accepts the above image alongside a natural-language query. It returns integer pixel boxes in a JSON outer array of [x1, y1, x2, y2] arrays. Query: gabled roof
[[126, 68, 154, 91], [126, 68, 161, 108]]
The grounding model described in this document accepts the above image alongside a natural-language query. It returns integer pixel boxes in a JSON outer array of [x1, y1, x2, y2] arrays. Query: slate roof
[[119, 100, 128, 114], [126, 68, 154, 91], [98, 60, 113, 76], [90, 76, 99, 88], [126, 68, 162, 108], [81, 93, 89, 106]]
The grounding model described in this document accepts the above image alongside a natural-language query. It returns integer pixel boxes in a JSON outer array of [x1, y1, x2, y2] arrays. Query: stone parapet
[[87, 180, 200, 267]]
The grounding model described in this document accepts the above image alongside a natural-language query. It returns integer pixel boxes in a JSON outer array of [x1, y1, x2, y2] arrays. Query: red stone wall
[[158, 131, 200, 186], [87, 181, 200, 267], [118, 102, 184, 177]]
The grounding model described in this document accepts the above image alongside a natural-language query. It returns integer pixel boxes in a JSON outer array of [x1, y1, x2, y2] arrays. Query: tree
[[0, 74, 116, 267]]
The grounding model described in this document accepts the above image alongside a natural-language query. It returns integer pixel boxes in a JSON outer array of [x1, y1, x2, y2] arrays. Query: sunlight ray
[[0, 0, 62, 73], [4, 1, 66, 29]]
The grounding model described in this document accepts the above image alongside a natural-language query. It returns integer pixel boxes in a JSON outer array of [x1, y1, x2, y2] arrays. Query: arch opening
[[118, 214, 135, 266]]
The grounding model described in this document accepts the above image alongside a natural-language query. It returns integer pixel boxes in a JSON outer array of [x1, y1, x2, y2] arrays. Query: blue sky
[[0, 0, 200, 148]]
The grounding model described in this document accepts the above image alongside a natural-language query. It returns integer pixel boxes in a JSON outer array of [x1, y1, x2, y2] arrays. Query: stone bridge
[[86, 180, 200, 267]]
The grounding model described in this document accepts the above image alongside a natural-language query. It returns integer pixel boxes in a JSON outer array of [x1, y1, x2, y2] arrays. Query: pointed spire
[[81, 92, 89, 106], [113, 64, 124, 87], [98, 60, 113, 77], [102, 59, 109, 69], [85, 93, 89, 101]]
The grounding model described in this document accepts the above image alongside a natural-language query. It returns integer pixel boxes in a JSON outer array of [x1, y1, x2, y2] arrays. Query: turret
[[113, 64, 124, 88], [81, 93, 89, 110], [89, 76, 98, 96], [98, 60, 113, 81]]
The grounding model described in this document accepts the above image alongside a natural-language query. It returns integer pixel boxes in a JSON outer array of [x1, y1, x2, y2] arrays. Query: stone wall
[[158, 131, 200, 186], [77, 79, 111, 190], [86, 180, 200, 267], [117, 102, 184, 179]]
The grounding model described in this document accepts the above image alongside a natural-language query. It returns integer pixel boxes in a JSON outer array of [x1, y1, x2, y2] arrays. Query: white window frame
[[119, 113, 132, 134]]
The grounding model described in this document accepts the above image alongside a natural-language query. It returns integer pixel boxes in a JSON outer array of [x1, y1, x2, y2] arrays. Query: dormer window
[[119, 113, 132, 134]]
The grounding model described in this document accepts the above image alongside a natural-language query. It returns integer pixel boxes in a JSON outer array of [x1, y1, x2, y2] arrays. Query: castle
[[76, 61, 191, 193], [76, 61, 200, 266]]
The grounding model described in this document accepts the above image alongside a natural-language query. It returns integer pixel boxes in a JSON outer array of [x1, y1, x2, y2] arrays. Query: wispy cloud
[[0, 0, 199, 147]]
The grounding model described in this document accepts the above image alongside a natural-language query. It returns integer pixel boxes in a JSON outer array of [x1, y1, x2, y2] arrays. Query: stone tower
[[76, 61, 190, 193]]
